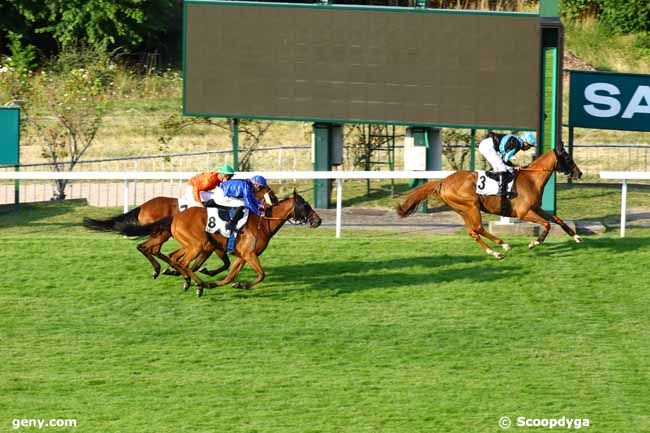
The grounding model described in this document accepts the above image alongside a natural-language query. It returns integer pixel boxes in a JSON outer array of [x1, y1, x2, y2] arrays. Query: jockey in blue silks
[[202, 175, 269, 252], [219, 175, 269, 232], [220, 179, 263, 216]]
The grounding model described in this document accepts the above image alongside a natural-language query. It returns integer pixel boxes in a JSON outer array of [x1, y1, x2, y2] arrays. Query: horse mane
[[523, 149, 556, 170]]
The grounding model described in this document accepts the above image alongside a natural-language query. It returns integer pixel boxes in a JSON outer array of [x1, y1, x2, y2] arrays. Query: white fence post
[[620, 179, 627, 238], [599, 171, 650, 238], [123, 179, 129, 213], [336, 178, 343, 238]]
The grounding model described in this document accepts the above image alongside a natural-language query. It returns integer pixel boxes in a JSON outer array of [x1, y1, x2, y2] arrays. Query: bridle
[[257, 197, 311, 227]]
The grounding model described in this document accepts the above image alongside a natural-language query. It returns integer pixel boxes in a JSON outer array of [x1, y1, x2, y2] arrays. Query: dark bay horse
[[115, 191, 321, 296], [396, 145, 583, 259], [83, 187, 277, 277]]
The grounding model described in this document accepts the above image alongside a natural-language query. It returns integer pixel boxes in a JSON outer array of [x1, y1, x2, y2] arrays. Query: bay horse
[[114, 191, 322, 297], [396, 144, 583, 259], [83, 186, 277, 277]]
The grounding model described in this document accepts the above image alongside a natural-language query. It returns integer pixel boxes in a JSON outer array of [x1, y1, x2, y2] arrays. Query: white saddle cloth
[[178, 196, 201, 211], [476, 171, 514, 196], [205, 207, 249, 235]]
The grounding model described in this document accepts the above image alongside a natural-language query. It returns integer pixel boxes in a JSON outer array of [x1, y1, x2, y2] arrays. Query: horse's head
[[292, 190, 322, 228], [554, 144, 582, 181], [253, 183, 279, 206]]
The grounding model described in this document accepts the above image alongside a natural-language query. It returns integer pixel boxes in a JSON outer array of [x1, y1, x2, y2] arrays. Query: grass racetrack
[[1, 202, 649, 433]]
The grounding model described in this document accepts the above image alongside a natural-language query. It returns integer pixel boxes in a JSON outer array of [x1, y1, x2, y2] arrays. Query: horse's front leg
[[209, 257, 246, 288], [520, 209, 551, 249], [536, 208, 582, 244], [232, 253, 265, 290]]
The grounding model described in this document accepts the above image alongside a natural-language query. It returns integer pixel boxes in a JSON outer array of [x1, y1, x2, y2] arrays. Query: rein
[[518, 167, 554, 172]]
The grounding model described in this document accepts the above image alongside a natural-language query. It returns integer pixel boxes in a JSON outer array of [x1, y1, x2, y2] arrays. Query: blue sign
[[569, 70, 650, 132], [0, 107, 20, 165]]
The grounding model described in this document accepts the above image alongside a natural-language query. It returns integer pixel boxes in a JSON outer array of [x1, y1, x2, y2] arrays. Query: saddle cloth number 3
[[475, 171, 502, 196]]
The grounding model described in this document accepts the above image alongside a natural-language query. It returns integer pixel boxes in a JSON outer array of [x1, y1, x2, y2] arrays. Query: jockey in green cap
[[182, 163, 236, 206]]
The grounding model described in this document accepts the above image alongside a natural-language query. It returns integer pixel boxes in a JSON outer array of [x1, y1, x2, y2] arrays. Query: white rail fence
[[600, 171, 650, 238], [0, 171, 453, 238]]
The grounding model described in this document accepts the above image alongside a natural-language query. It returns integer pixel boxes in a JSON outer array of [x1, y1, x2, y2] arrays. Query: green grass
[[1, 201, 649, 433], [565, 19, 650, 74]]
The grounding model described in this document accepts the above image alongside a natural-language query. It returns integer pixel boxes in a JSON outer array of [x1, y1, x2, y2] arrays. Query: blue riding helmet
[[520, 132, 537, 147], [251, 175, 268, 187]]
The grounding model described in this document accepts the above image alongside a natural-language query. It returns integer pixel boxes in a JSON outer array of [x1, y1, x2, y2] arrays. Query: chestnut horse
[[396, 145, 583, 259], [83, 187, 276, 277], [114, 191, 322, 296]]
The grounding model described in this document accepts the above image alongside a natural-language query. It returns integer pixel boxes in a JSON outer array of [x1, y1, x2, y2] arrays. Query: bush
[[560, 0, 601, 21], [599, 0, 650, 34], [562, 0, 650, 34]]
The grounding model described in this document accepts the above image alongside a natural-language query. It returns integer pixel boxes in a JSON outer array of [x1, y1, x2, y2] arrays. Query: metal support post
[[232, 118, 239, 170], [469, 129, 476, 171]]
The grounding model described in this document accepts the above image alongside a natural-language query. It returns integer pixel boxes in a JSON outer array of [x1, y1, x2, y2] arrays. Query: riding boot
[[226, 206, 245, 232], [498, 172, 516, 198], [498, 173, 508, 197]]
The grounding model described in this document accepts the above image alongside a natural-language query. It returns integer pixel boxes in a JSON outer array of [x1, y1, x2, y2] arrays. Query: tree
[[159, 116, 273, 171], [27, 47, 114, 199], [1, 0, 182, 60]]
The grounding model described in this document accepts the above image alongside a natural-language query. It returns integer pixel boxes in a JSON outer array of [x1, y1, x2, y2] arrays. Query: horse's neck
[[525, 151, 556, 191], [266, 199, 294, 235]]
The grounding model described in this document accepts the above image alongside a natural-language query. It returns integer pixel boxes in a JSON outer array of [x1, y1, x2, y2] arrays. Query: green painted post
[[469, 129, 476, 171], [313, 123, 331, 208], [0, 107, 20, 210], [540, 9, 563, 215], [231, 118, 239, 170], [541, 47, 558, 213], [540, 0, 559, 17]]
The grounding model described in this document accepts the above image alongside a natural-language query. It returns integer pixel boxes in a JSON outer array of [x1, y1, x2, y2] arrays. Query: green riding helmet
[[218, 163, 235, 175]]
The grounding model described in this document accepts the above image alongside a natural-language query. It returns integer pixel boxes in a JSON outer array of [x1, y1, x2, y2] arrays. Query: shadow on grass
[[533, 236, 649, 257], [223, 254, 523, 299], [0, 200, 89, 228]]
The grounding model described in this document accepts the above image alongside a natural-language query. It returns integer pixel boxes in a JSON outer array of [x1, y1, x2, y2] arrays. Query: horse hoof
[[528, 240, 540, 249], [196, 288, 204, 297], [486, 249, 504, 260], [162, 268, 178, 277], [232, 282, 246, 290], [183, 281, 190, 292], [152, 270, 160, 279], [501, 243, 512, 252], [574, 235, 582, 243]]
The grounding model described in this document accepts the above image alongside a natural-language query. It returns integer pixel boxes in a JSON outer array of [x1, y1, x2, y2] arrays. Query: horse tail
[[83, 207, 141, 233], [395, 180, 443, 218], [113, 217, 172, 238]]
